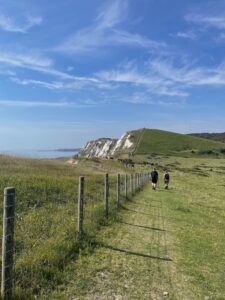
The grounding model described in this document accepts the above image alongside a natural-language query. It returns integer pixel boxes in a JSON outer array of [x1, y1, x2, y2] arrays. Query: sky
[[0, 0, 225, 150]]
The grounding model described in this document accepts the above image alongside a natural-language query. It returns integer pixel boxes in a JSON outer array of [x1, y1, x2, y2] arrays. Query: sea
[[0, 149, 79, 159]]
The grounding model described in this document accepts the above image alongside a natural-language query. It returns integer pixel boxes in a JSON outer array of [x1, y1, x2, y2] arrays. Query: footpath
[[49, 184, 193, 300]]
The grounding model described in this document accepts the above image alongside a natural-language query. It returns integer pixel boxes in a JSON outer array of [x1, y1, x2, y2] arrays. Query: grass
[[119, 128, 225, 156], [1, 154, 225, 299], [0, 155, 135, 298], [0, 154, 128, 177], [45, 156, 225, 300]]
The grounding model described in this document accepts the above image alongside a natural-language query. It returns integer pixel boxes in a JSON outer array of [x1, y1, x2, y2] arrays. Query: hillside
[[78, 128, 225, 158], [189, 132, 225, 143], [135, 129, 225, 155]]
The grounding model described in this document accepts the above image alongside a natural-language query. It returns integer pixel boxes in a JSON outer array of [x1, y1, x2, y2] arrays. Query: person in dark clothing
[[164, 170, 170, 189], [151, 167, 158, 190]]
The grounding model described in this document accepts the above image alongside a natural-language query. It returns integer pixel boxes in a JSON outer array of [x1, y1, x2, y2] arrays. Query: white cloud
[[0, 14, 42, 33], [97, 64, 188, 98], [0, 50, 101, 87], [176, 30, 197, 40], [0, 98, 105, 108], [56, 0, 164, 54], [11, 78, 66, 90], [0, 99, 72, 108], [10, 76, 103, 91], [150, 59, 225, 86], [185, 14, 225, 30], [0, 51, 52, 68], [112, 29, 166, 48], [95, 56, 225, 101], [95, 0, 128, 29]]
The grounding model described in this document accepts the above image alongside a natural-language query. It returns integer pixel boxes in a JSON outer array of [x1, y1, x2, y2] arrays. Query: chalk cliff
[[78, 132, 134, 158]]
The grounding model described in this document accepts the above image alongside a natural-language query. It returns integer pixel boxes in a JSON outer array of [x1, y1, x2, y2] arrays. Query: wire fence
[[0, 172, 149, 298]]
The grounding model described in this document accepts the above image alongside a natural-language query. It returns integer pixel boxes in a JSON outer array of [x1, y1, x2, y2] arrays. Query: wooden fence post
[[130, 174, 133, 195], [1, 187, 15, 300], [125, 174, 128, 199], [136, 173, 138, 190], [117, 174, 120, 208], [104, 174, 109, 218], [77, 176, 84, 236]]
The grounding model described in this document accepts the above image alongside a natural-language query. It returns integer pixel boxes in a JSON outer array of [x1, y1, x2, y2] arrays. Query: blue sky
[[0, 0, 225, 150]]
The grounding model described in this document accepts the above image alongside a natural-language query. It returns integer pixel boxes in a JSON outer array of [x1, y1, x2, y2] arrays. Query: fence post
[[104, 174, 109, 218], [77, 176, 84, 236], [135, 173, 138, 192], [125, 174, 128, 199], [117, 174, 120, 208], [1, 187, 15, 300], [130, 174, 133, 195]]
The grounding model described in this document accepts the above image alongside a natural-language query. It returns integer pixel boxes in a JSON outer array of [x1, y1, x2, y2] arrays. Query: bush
[[220, 148, 225, 154], [198, 150, 216, 155]]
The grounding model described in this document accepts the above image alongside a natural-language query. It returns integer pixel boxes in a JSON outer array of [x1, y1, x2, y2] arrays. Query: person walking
[[163, 170, 170, 189], [151, 167, 158, 190]]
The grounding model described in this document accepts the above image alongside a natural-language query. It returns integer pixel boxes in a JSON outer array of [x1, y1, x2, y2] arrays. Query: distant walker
[[151, 167, 158, 190], [164, 170, 170, 189]]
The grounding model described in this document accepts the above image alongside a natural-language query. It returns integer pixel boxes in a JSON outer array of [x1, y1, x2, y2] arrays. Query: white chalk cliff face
[[79, 133, 134, 158]]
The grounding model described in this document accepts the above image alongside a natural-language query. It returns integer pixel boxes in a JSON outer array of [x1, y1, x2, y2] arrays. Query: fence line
[[1, 172, 149, 298]]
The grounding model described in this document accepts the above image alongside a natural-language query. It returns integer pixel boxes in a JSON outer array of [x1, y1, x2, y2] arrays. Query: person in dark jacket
[[151, 167, 158, 190], [163, 170, 170, 189]]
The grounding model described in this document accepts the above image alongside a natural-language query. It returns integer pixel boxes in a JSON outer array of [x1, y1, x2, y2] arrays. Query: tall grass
[[0, 156, 132, 298]]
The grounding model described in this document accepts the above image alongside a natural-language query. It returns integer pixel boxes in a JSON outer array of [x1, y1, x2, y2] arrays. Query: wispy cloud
[[10, 76, 105, 91], [96, 56, 225, 102], [96, 63, 188, 98], [0, 99, 72, 108], [120, 93, 186, 106], [185, 14, 225, 30], [0, 51, 52, 68], [0, 98, 106, 108], [0, 50, 101, 88], [176, 30, 197, 40], [95, 0, 128, 29], [0, 14, 42, 33], [56, 0, 164, 54], [149, 59, 225, 86], [10, 78, 66, 90]]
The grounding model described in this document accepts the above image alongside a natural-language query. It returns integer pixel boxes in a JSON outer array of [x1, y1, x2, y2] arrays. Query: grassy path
[[48, 162, 225, 300], [48, 184, 195, 300]]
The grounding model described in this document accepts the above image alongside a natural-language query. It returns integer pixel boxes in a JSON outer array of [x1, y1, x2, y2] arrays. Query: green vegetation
[[1, 145, 225, 299], [47, 156, 225, 300], [111, 128, 225, 157], [0, 155, 130, 298], [133, 128, 225, 156], [190, 132, 225, 143]]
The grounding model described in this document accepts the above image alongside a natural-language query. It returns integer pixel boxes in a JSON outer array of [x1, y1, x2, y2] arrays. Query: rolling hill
[[79, 128, 225, 158], [134, 128, 225, 155]]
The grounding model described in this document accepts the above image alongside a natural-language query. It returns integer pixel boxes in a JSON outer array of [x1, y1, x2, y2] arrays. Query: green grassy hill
[[125, 128, 225, 156]]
